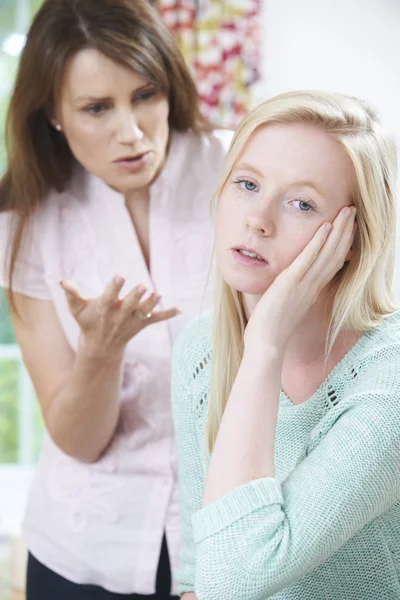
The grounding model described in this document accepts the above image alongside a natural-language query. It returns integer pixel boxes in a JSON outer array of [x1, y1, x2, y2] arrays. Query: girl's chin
[[223, 276, 271, 297]]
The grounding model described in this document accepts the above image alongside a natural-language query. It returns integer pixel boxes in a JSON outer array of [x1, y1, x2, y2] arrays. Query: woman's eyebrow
[[75, 95, 110, 102], [75, 84, 154, 103]]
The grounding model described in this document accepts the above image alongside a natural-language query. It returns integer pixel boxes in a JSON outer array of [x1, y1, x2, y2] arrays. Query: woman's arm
[[11, 278, 180, 462], [12, 294, 123, 462]]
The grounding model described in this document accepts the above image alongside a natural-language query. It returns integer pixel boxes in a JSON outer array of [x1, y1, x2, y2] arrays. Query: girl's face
[[216, 122, 354, 298], [54, 48, 170, 195]]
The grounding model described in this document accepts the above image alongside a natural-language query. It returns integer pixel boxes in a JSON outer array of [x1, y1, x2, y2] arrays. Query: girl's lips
[[231, 248, 269, 267]]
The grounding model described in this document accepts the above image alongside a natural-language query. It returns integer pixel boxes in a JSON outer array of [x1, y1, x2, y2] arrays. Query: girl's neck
[[244, 290, 361, 400]]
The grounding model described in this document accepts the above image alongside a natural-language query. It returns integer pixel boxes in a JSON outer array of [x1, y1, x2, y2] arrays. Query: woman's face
[[54, 48, 170, 194], [216, 122, 354, 298]]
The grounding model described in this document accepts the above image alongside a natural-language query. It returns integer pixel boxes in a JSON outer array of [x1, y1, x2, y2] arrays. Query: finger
[[120, 283, 149, 313], [330, 207, 356, 267], [287, 221, 332, 281], [144, 307, 182, 325], [60, 280, 88, 315], [133, 292, 163, 319], [98, 275, 126, 312], [311, 207, 356, 282]]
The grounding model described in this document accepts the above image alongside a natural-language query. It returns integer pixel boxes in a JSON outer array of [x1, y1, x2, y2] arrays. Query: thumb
[[60, 280, 88, 316]]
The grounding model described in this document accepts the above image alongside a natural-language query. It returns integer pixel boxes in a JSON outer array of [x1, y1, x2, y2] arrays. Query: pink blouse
[[0, 129, 232, 595]]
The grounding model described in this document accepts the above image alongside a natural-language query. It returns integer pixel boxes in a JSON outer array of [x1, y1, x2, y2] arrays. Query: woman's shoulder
[[168, 129, 233, 177], [174, 128, 233, 152], [42, 165, 95, 207]]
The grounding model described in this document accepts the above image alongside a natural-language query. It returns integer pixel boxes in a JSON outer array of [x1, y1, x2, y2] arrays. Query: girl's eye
[[85, 104, 106, 115], [234, 178, 259, 192], [293, 199, 314, 212]]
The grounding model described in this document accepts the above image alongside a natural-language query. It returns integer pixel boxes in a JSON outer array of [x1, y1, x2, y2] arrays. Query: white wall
[[259, 0, 400, 295]]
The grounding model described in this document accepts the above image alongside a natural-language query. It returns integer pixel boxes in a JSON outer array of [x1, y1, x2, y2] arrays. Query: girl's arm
[[203, 347, 280, 506], [205, 208, 355, 503], [193, 362, 400, 599], [176, 208, 390, 599]]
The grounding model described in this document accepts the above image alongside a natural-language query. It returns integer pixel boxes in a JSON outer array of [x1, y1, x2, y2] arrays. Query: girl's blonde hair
[[207, 90, 399, 452]]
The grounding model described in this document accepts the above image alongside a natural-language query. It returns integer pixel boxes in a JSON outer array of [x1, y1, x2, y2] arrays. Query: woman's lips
[[113, 151, 151, 172]]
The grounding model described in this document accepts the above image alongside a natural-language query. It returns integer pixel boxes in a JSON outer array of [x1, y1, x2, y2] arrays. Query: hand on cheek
[[244, 206, 357, 355]]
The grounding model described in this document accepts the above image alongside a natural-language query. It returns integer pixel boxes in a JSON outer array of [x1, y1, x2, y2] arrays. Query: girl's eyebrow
[[291, 180, 326, 198], [233, 163, 326, 198], [233, 162, 264, 179]]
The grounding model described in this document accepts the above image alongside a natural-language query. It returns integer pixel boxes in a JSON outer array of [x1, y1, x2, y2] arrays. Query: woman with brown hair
[[0, 0, 231, 598]]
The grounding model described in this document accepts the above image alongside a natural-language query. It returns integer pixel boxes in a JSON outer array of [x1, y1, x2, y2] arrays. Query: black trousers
[[26, 535, 179, 600]]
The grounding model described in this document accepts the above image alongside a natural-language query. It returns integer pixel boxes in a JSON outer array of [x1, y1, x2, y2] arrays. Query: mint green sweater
[[171, 310, 400, 600]]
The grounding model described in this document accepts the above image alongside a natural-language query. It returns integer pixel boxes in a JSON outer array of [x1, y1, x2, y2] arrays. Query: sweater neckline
[[279, 315, 391, 408]]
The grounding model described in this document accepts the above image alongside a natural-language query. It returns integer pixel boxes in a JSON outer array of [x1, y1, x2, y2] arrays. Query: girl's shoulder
[[337, 310, 400, 408], [359, 310, 400, 367]]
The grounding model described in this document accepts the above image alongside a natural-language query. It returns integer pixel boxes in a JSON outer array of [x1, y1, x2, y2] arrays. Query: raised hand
[[60, 276, 181, 356], [245, 206, 357, 355]]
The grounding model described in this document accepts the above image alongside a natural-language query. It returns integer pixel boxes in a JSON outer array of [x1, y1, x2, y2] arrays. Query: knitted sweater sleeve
[[171, 324, 207, 596], [173, 327, 400, 600]]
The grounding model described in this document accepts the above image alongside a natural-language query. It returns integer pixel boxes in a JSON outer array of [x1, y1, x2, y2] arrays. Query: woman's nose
[[116, 114, 144, 144]]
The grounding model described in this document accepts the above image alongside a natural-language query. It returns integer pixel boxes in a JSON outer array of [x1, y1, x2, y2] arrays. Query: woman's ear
[[49, 116, 63, 132], [46, 103, 62, 132]]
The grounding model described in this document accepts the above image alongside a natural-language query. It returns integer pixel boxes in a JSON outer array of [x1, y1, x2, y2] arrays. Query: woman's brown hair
[[0, 0, 209, 300]]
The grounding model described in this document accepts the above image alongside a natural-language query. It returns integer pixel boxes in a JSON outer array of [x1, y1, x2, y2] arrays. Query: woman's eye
[[234, 179, 258, 192], [293, 199, 314, 212], [85, 104, 106, 115], [137, 89, 157, 102]]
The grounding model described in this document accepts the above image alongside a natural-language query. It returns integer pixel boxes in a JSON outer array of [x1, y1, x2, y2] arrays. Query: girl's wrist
[[243, 341, 284, 368]]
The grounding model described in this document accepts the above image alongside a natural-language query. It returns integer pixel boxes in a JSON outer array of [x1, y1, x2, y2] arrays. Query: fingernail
[[344, 207, 351, 217], [176, 307, 183, 314], [324, 223, 332, 231], [137, 284, 148, 294], [114, 275, 125, 286], [152, 292, 162, 301]]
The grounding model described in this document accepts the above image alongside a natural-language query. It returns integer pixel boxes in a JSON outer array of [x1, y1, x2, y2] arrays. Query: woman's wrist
[[77, 335, 126, 364]]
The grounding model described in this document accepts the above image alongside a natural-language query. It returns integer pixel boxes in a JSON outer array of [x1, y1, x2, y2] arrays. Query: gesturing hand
[[60, 276, 181, 356], [244, 206, 357, 355]]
